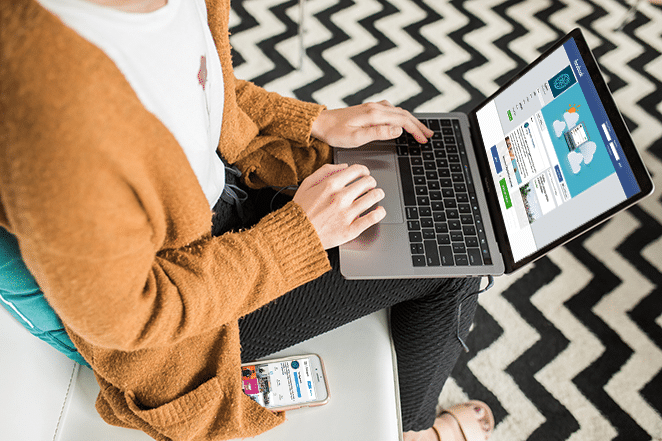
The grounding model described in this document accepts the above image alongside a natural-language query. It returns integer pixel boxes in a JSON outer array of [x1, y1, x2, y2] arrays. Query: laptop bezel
[[467, 28, 655, 274]]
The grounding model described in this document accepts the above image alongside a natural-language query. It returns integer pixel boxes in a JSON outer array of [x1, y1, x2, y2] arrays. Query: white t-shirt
[[36, 0, 226, 208]]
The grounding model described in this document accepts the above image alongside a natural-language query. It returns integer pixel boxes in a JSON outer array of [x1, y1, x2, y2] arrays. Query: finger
[[347, 125, 403, 146], [382, 105, 433, 140], [349, 205, 386, 237], [390, 109, 433, 142], [348, 186, 385, 219], [325, 163, 372, 190], [339, 174, 379, 205], [360, 103, 433, 143], [302, 163, 349, 189]]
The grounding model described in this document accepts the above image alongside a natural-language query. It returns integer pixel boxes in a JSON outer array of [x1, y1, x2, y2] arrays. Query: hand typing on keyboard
[[311, 100, 433, 148]]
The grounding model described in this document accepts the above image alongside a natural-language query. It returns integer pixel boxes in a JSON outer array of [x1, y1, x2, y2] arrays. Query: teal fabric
[[0, 227, 89, 366]]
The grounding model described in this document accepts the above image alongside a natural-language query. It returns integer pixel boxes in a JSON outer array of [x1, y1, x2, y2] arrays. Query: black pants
[[212, 171, 479, 432]]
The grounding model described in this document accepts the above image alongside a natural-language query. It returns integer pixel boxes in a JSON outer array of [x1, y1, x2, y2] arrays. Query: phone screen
[[241, 357, 318, 408]]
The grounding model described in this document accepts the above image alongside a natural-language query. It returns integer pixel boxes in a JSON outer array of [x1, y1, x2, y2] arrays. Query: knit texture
[[0, 0, 334, 439]]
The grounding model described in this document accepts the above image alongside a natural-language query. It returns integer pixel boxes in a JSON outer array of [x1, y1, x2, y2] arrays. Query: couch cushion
[[0, 227, 89, 366]]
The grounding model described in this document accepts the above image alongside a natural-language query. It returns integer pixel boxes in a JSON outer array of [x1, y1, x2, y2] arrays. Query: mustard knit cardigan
[[0, 0, 334, 439]]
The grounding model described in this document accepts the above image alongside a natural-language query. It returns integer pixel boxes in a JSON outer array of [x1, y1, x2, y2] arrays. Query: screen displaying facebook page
[[476, 38, 640, 263], [241, 357, 317, 408]]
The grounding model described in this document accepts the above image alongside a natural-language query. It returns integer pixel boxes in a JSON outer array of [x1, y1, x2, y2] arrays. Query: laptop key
[[398, 157, 416, 206], [412, 255, 426, 267], [465, 236, 478, 247], [437, 234, 450, 245], [424, 240, 441, 266], [468, 248, 482, 266], [463, 225, 476, 236], [439, 246, 454, 266], [411, 243, 424, 254], [453, 243, 466, 254], [435, 222, 448, 234], [433, 212, 446, 222], [450, 231, 463, 242], [455, 255, 469, 266], [409, 232, 422, 242]]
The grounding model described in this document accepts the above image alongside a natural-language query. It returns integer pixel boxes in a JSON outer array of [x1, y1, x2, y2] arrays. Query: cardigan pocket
[[124, 376, 223, 437]]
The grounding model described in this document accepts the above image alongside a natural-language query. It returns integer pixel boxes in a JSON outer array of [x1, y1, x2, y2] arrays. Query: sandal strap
[[435, 401, 494, 441]]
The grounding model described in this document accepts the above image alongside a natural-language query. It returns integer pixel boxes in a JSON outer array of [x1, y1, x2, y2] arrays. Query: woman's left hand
[[311, 100, 434, 148]]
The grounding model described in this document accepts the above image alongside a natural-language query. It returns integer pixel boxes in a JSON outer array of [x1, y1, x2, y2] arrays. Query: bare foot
[[404, 401, 494, 441]]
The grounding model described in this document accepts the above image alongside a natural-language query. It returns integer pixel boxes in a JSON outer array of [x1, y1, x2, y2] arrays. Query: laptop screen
[[474, 31, 647, 267]]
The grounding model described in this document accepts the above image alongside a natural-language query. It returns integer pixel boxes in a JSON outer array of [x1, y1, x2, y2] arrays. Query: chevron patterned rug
[[227, 1, 662, 440]]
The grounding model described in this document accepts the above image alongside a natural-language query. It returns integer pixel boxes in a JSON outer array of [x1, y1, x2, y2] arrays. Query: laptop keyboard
[[396, 118, 493, 267]]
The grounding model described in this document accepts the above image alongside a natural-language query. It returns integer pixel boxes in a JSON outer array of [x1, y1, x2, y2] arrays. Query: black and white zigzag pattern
[[228, 1, 662, 439]]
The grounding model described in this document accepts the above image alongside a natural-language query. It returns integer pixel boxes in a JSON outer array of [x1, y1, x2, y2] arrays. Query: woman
[[0, 0, 494, 439]]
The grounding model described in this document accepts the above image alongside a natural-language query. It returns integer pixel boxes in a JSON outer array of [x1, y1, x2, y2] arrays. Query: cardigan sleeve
[[2, 151, 331, 352], [230, 79, 333, 189]]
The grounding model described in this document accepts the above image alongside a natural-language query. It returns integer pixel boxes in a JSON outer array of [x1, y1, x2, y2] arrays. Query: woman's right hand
[[292, 163, 386, 250]]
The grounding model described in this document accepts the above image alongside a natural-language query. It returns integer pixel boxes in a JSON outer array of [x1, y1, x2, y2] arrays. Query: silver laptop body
[[335, 112, 505, 279]]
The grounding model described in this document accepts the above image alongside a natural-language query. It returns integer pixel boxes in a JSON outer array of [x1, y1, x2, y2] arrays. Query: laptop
[[335, 28, 654, 280]]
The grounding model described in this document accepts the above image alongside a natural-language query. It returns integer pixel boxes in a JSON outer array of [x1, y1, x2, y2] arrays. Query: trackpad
[[335, 148, 404, 225]]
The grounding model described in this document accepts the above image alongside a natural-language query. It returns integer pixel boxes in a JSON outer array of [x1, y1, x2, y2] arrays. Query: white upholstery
[[0, 306, 402, 440]]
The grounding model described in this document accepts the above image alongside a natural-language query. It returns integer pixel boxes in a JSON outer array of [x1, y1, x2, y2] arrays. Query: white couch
[[0, 306, 403, 441]]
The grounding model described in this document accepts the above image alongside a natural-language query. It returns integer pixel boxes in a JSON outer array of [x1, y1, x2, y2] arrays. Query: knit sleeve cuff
[[256, 201, 331, 290], [269, 96, 326, 146]]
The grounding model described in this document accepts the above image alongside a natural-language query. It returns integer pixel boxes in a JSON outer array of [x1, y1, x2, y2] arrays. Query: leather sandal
[[432, 400, 494, 441]]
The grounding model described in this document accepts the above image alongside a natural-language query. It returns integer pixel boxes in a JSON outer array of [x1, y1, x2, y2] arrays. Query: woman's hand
[[292, 163, 386, 250], [311, 100, 434, 148]]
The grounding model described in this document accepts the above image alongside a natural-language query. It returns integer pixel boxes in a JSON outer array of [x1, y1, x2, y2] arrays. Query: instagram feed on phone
[[241, 356, 320, 410]]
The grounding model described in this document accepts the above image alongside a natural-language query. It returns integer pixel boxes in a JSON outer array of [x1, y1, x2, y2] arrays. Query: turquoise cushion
[[0, 227, 89, 366]]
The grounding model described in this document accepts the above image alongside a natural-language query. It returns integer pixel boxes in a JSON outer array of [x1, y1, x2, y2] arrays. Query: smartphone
[[241, 353, 329, 411]]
